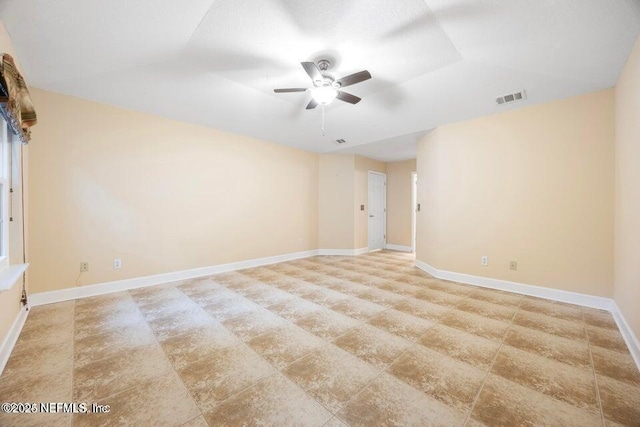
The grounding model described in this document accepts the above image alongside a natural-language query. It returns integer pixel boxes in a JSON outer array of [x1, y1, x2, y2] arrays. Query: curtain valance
[[0, 53, 36, 143]]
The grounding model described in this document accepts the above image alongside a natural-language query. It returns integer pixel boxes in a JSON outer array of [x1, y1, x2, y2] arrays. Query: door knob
[[369, 215, 374, 218]]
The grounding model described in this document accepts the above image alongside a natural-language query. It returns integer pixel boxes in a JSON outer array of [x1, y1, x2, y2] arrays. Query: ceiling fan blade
[[301, 62, 323, 82], [336, 70, 371, 88], [274, 88, 308, 93], [336, 91, 361, 105], [306, 99, 318, 110]]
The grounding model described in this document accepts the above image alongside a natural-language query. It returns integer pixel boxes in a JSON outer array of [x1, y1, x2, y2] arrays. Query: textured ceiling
[[2, 0, 639, 160], [334, 130, 429, 163], [185, 0, 462, 103]]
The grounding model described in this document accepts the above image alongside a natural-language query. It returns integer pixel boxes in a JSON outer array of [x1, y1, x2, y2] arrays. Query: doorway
[[368, 171, 386, 251]]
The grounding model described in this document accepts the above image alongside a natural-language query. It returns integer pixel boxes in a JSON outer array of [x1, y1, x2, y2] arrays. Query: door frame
[[411, 171, 417, 253], [367, 170, 387, 251]]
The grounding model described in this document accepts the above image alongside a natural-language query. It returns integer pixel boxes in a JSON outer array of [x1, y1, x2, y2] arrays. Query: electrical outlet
[[481, 256, 488, 267], [114, 258, 122, 269], [510, 261, 517, 271], [80, 262, 89, 272]]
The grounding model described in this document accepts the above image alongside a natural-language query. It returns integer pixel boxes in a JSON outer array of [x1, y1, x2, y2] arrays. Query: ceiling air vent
[[335, 139, 347, 144], [496, 90, 526, 105]]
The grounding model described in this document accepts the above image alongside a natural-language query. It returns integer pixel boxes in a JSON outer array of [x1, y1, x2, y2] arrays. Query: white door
[[368, 171, 386, 250]]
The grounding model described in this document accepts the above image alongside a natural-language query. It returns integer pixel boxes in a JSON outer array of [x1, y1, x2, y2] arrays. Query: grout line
[[277, 367, 336, 423], [73, 299, 148, 410], [322, 416, 345, 427], [583, 307, 606, 427], [223, 278, 338, 404], [461, 295, 524, 426], [72, 297, 200, 415], [454, 296, 611, 426], [329, 286, 465, 424], [229, 259, 452, 419], [219, 274, 388, 363], [178, 414, 205, 427], [128, 290, 209, 427], [329, 256, 506, 414], [72, 300, 169, 366], [333, 323, 431, 423], [175, 283, 339, 420], [185, 285, 333, 413]]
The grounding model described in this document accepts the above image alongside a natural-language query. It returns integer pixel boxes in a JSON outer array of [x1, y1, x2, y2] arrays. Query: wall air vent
[[335, 139, 347, 144], [496, 90, 526, 105]]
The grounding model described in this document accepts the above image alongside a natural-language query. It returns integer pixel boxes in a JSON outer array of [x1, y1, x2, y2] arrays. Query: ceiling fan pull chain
[[321, 104, 325, 136]]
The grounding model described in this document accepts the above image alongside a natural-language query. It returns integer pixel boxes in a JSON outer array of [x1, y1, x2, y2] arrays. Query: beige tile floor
[[0, 250, 639, 426]]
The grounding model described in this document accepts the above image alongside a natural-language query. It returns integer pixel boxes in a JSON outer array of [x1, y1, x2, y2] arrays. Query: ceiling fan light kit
[[274, 59, 371, 109], [310, 85, 338, 104]]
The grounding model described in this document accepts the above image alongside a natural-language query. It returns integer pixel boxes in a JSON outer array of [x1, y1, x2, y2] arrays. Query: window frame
[[0, 118, 9, 270]]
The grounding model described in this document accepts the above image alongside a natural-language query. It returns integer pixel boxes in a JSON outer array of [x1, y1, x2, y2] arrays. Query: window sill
[[0, 263, 29, 292]]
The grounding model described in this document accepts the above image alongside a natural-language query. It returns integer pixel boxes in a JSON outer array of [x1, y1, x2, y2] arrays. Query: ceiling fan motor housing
[[317, 59, 331, 71], [315, 60, 341, 88]]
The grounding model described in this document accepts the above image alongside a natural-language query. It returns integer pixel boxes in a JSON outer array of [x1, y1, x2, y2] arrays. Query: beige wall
[[354, 156, 386, 249], [0, 20, 27, 352], [386, 159, 416, 248], [318, 154, 388, 250], [28, 89, 319, 293], [25, 85, 408, 297], [417, 89, 615, 297], [0, 284, 22, 348], [318, 154, 355, 249], [614, 35, 640, 342]]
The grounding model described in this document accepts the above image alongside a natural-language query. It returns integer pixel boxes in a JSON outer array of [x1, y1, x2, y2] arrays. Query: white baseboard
[[414, 260, 613, 311], [414, 260, 439, 278], [29, 248, 374, 307], [0, 306, 28, 375], [385, 244, 413, 253], [414, 259, 640, 371], [30, 250, 318, 306], [611, 301, 640, 371]]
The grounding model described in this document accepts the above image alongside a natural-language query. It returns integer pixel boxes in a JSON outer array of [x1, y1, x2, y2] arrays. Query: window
[[0, 118, 8, 269], [0, 115, 23, 272], [0, 113, 29, 293], [0, 54, 32, 293]]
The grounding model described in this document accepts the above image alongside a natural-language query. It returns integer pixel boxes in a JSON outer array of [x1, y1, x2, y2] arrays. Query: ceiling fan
[[274, 60, 371, 109]]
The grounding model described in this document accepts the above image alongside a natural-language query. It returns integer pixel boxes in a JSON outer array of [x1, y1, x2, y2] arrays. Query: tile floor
[[0, 251, 639, 426]]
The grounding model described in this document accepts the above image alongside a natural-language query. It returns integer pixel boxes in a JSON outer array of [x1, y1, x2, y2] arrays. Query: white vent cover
[[496, 90, 527, 105], [335, 139, 347, 144]]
